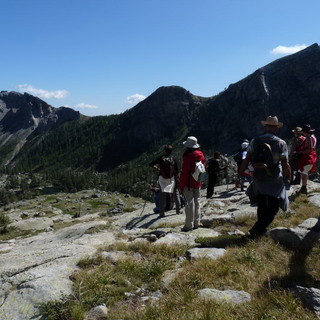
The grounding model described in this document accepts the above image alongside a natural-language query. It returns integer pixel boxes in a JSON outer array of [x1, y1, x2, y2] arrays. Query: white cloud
[[18, 84, 68, 99], [270, 44, 308, 55], [71, 102, 99, 110], [126, 93, 146, 105]]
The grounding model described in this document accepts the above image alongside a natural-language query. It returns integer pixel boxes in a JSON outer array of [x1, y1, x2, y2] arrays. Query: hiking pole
[[140, 198, 147, 216]]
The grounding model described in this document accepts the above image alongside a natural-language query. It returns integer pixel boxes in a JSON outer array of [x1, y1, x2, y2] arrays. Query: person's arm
[[149, 157, 161, 171], [281, 158, 291, 183]]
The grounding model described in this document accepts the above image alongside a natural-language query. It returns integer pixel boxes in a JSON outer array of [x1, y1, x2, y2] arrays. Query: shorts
[[299, 164, 313, 174]]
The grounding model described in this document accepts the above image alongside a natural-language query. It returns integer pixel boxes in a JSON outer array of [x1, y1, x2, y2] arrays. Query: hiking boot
[[299, 186, 307, 194], [181, 226, 192, 232], [176, 210, 183, 215], [159, 213, 165, 218]]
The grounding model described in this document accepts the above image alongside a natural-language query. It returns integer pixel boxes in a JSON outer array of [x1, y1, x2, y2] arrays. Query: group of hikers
[[149, 116, 318, 237]]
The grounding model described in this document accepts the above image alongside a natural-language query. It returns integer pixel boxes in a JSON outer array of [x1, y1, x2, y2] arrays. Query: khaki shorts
[[299, 164, 313, 174]]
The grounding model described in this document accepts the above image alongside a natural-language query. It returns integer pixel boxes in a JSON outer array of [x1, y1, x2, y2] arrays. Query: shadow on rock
[[262, 228, 320, 291], [195, 234, 249, 249]]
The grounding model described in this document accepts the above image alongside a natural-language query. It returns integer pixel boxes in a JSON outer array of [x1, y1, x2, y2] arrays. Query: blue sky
[[1, 0, 319, 116]]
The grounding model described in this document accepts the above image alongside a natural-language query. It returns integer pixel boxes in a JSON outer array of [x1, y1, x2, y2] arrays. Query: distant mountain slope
[[192, 43, 320, 153], [0, 91, 81, 164], [3, 43, 320, 179]]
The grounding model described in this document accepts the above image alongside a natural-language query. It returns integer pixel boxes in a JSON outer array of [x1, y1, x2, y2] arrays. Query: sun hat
[[261, 116, 283, 128], [301, 124, 315, 133], [292, 127, 302, 133], [183, 136, 200, 149], [241, 142, 249, 149]]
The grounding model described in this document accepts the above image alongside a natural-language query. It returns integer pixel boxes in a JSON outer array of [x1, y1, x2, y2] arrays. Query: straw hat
[[261, 116, 283, 128]]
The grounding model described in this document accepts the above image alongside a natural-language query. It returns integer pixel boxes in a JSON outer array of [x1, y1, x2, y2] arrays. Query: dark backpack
[[251, 138, 278, 179], [233, 152, 243, 165], [160, 156, 175, 179]]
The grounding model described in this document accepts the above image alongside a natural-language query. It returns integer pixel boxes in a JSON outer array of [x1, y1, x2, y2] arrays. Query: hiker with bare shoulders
[[296, 124, 317, 194], [239, 116, 291, 239]]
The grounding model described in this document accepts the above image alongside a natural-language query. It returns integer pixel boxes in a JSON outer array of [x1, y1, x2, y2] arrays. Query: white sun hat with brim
[[183, 136, 200, 149]]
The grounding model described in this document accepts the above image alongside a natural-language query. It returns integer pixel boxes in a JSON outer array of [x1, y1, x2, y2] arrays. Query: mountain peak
[[0, 91, 81, 163]]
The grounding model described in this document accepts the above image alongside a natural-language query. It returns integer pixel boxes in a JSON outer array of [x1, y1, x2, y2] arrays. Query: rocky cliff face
[[2, 44, 320, 170], [98, 86, 207, 169], [0, 91, 81, 163], [193, 43, 320, 154], [101, 43, 320, 168]]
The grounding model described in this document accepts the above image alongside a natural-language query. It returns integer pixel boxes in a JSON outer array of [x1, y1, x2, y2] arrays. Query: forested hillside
[[1, 44, 320, 200]]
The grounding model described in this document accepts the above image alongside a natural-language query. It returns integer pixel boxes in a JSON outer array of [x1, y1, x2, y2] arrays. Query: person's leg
[[206, 173, 214, 198], [299, 164, 312, 194], [183, 188, 194, 230], [249, 195, 279, 237], [193, 188, 201, 228], [240, 176, 245, 191], [173, 187, 181, 214], [159, 191, 167, 217]]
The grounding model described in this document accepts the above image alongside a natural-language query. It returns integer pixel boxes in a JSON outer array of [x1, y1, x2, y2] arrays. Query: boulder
[[85, 304, 108, 320], [198, 288, 251, 304], [200, 214, 233, 228], [8, 217, 54, 231], [293, 286, 320, 317], [268, 218, 320, 248], [186, 248, 226, 261]]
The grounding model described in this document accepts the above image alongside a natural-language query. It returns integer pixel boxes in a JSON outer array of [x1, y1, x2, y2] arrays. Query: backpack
[[160, 156, 175, 179], [251, 138, 278, 179], [233, 152, 243, 166], [192, 161, 206, 182]]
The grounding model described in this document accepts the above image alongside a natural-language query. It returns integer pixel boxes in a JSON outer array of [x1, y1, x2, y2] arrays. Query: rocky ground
[[1, 183, 320, 320]]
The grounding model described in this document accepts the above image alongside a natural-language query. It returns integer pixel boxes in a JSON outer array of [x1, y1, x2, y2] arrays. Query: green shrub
[[0, 212, 10, 233]]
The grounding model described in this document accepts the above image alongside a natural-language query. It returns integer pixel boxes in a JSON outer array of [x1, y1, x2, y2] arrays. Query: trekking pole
[[140, 198, 147, 216]]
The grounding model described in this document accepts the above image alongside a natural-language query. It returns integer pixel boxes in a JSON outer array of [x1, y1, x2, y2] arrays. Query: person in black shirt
[[149, 145, 181, 217]]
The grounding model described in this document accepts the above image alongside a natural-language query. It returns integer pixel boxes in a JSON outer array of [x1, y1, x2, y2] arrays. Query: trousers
[[183, 187, 200, 229], [249, 194, 280, 236]]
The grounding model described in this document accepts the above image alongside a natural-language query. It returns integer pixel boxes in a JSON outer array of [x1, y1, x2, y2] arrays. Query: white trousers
[[183, 187, 200, 229]]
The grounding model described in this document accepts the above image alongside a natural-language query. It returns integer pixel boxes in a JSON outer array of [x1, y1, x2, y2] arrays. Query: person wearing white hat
[[233, 139, 252, 191], [179, 136, 205, 231]]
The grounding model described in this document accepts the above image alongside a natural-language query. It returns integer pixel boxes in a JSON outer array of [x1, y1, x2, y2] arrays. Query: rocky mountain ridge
[[6, 43, 320, 174], [0, 91, 81, 164]]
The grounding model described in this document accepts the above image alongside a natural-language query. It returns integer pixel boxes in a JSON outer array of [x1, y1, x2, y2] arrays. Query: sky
[[0, 0, 319, 116]]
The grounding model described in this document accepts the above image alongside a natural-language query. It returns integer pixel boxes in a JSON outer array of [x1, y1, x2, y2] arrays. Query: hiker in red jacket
[[180, 136, 205, 231]]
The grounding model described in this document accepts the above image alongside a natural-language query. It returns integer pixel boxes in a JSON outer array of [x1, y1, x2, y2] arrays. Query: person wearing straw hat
[[179, 136, 205, 231], [239, 116, 291, 239], [296, 124, 317, 194]]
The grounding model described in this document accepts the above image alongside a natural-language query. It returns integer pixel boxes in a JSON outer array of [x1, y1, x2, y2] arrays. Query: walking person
[[296, 124, 317, 194], [239, 116, 291, 239], [233, 140, 252, 191], [149, 145, 181, 217], [206, 152, 226, 198], [179, 136, 205, 231], [289, 127, 305, 185]]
